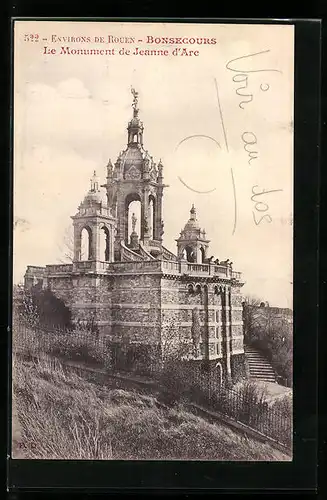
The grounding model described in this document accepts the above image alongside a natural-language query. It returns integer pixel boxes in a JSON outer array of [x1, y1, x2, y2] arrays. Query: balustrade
[[46, 264, 73, 274], [214, 265, 228, 276], [187, 263, 209, 273], [162, 260, 180, 272], [44, 258, 242, 280]]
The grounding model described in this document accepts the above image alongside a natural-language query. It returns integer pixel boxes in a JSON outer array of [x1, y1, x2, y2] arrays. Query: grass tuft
[[12, 355, 291, 461]]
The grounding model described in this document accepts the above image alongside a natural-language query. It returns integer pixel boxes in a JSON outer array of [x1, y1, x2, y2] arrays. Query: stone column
[[114, 185, 125, 244], [142, 186, 150, 243], [91, 224, 99, 261], [110, 225, 115, 262], [180, 260, 188, 274], [155, 188, 163, 242], [222, 287, 232, 382], [196, 246, 201, 264], [73, 224, 81, 261], [203, 285, 210, 362]]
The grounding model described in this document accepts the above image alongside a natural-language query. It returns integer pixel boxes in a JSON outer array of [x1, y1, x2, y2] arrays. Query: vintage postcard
[[12, 20, 294, 461]]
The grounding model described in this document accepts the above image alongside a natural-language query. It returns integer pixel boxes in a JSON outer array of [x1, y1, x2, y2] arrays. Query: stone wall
[[46, 275, 74, 307], [46, 273, 113, 333], [28, 265, 245, 384], [230, 353, 246, 382], [160, 278, 245, 376], [111, 273, 161, 344]]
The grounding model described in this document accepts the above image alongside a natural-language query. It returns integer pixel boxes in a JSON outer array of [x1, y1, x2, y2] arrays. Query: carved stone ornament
[[125, 165, 141, 180], [143, 216, 149, 232]]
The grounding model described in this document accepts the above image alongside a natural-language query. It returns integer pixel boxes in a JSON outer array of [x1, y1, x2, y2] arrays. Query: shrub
[[46, 329, 109, 366], [158, 360, 190, 405], [234, 381, 268, 425]]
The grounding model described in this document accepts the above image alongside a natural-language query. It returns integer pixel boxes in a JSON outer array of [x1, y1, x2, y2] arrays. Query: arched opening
[[99, 225, 110, 262], [133, 133, 138, 143], [80, 226, 92, 260], [188, 284, 194, 295], [200, 247, 206, 263], [184, 245, 196, 263], [195, 284, 202, 294], [125, 193, 141, 244], [148, 195, 156, 240]]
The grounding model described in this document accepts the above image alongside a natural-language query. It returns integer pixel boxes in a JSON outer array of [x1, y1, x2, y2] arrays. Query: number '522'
[[24, 34, 39, 42]]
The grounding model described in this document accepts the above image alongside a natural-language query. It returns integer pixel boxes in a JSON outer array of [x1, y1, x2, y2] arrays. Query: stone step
[[245, 353, 268, 358], [245, 354, 269, 359], [250, 377, 276, 382], [247, 360, 268, 364], [247, 362, 274, 368], [249, 366, 274, 371], [244, 344, 277, 383], [249, 371, 275, 377], [250, 371, 275, 377], [250, 372, 275, 377], [248, 364, 274, 372], [249, 365, 274, 372]]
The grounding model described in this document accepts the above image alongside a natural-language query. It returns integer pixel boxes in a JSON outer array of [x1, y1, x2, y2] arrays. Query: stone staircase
[[244, 344, 277, 383]]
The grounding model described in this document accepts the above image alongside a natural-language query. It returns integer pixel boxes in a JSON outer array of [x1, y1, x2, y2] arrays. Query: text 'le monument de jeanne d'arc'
[[24, 88, 245, 383]]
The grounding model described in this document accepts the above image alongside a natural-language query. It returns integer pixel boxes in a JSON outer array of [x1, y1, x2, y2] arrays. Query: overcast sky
[[13, 21, 294, 307]]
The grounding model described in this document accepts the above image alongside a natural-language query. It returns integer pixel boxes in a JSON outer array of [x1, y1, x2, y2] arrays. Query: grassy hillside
[[12, 355, 291, 461]]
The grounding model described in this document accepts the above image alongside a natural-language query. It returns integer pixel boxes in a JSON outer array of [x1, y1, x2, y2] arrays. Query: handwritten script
[[226, 49, 284, 226], [226, 49, 282, 109], [176, 49, 284, 233]]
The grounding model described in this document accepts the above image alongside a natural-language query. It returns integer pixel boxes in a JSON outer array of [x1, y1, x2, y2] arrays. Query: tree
[[13, 284, 39, 328], [56, 224, 74, 263], [242, 295, 262, 341], [243, 295, 293, 387]]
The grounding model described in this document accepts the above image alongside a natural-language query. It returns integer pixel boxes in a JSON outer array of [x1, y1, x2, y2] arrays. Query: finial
[[190, 204, 196, 220], [131, 87, 139, 117]]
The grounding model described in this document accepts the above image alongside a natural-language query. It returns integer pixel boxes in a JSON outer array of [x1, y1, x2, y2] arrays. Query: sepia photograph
[[12, 20, 294, 461]]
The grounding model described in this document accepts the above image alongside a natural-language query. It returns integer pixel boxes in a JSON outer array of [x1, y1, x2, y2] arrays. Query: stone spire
[[90, 170, 99, 192]]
